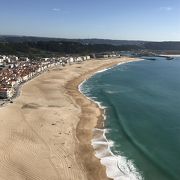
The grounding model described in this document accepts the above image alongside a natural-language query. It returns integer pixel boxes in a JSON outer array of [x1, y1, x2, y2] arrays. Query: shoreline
[[66, 58, 141, 180], [0, 57, 138, 180]]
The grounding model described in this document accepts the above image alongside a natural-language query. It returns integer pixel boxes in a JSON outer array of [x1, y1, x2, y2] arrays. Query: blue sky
[[0, 0, 179, 41]]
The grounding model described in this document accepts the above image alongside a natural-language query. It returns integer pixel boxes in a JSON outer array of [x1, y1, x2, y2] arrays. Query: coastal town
[[0, 55, 88, 100], [0, 53, 120, 104]]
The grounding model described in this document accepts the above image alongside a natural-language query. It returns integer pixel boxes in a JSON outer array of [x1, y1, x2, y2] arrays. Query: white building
[[0, 88, 14, 99]]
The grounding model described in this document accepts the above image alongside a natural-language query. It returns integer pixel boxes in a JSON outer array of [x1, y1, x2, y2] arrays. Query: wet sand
[[0, 57, 136, 180]]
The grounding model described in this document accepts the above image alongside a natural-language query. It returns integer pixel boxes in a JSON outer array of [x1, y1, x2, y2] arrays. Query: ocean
[[80, 57, 180, 180]]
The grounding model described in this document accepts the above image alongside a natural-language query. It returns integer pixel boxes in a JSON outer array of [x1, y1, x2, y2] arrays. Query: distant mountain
[[66, 39, 147, 46], [0, 39, 140, 57], [0, 35, 180, 55], [144, 42, 180, 51], [0, 35, 147, 46]]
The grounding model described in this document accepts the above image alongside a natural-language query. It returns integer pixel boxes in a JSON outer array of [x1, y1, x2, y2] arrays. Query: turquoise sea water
[[81, 57, 180, 180]]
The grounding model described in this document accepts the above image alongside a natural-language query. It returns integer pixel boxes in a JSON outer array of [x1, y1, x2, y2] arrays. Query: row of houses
[[90, 52, 121, 59], [0, 55, 91, 99]]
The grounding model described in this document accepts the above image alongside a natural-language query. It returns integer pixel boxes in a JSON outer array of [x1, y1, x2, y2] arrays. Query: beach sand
[[0, 57, 135, 180]]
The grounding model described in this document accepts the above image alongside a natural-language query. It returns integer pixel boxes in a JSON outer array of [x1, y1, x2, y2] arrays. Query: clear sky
[[0, 0, 179, 41]]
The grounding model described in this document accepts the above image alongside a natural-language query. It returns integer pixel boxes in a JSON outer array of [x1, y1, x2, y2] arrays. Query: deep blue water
[[82, 57, 180, 180]]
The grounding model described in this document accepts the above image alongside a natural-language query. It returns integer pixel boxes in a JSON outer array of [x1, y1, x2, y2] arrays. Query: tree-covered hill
[[0, 36, 180, 57], [0, 41, 140, 57]]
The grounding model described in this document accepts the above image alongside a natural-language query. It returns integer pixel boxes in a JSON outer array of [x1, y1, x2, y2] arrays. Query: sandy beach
[[0, 57, 136, 180]]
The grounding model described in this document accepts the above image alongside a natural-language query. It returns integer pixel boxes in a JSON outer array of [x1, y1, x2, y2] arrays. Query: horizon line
[[0, 34, 180, 42]]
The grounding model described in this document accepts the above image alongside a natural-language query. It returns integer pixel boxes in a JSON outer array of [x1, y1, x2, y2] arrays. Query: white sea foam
[[160, 54, 180, 57], [78, 59, 144, 180], [96, 67, 112, 74], [117, 61, 127, 65], [78, 79, 87, 94], [105, 90, 120, 94], [117, 59, 143, 66], [91, 128, 143, 180]]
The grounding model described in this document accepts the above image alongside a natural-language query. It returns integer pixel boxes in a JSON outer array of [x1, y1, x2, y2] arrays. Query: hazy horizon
[[1, 34, 180, 42], [0, 0, 180, 41]]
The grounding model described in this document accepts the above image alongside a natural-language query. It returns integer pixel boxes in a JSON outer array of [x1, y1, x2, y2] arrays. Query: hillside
[[0, 35, 146, 46], [0, 36, 180, 56]]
